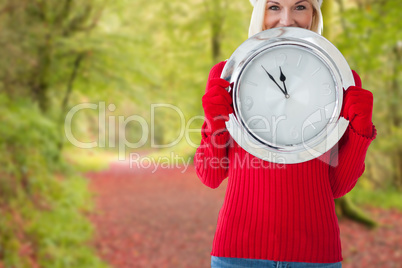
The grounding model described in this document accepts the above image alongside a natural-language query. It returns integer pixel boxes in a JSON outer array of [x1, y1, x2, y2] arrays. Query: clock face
[[221, 27, 353, 163], [236, 45, 338, 148]]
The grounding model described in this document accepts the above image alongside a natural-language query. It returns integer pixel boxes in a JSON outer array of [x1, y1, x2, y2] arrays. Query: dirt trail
[[86, 162, 402, 268]]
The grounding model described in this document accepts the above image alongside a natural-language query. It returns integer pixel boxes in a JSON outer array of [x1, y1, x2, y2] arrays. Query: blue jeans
[[211, 256, 342, 268]]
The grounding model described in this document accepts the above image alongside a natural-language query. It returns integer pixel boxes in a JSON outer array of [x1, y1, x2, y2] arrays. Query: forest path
[[86, 161, 402, 268]]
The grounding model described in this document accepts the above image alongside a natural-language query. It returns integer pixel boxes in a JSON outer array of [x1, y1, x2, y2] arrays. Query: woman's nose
[[280, 10, 295, 27]]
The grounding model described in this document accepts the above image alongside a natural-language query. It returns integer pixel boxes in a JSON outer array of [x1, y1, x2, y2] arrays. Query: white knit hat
[[248, 0, 324, 37], [249, 0, 323, 6]]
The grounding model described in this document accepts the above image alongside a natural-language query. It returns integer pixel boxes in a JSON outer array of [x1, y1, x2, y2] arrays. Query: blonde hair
[[309, 0, 323, 34], [248, 0, 323, 37]]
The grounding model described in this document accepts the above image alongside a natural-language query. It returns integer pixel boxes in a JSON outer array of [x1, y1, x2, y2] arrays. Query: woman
[[195, 0, 376, 267]]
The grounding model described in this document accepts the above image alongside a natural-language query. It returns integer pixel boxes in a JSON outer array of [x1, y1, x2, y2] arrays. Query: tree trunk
[[204, 0, 227, 63], [390, 44, 402, 190], [334, 197, 377, 228], [211, 20, 222, 63], [393, 151, 402, 191], [57, 52, 86, 155], [321, 0, 334, 40], [334, 0, 350, 39], [31, 41, 52, 113]]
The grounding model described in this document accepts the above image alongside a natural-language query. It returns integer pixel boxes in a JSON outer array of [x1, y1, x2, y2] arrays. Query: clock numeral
[[244, 96, 254, 111], [322, 83, 332, 96], [275, 53, 287, 67], [296, 54, 303, 67], [306, 119, 316, 130], [290, 126, 299, 140], [245, 80, 258, 87], [311, 67, 321, 76], [302, 110, 322, 133], [314, 105, 329, 112]]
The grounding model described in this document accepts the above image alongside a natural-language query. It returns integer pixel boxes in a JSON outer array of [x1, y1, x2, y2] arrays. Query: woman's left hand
[[342, 71, 374, 137]]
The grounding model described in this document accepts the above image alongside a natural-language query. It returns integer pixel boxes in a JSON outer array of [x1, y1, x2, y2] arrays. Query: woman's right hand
[[202, 78, 233, 135]]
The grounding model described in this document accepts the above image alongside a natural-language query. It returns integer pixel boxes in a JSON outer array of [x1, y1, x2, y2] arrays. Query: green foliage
[[334, 0, 402, 190], [349, 179, 402, 211], [1, 1, 401, 265], [354, 188, 402, 211], [0, 96, 59, 175], [58, 0, 253, 152], [0, 0, 104, 112], [63, 147, 116, 173], [0, 95, 108, 267]]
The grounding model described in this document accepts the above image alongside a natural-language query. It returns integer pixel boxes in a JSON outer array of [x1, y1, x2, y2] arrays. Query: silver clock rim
[[221, 27, 354, 164]]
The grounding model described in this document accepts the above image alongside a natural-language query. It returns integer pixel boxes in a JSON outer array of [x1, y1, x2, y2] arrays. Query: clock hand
[[279, 67, 290, 99], [261, 65, 287, 96]]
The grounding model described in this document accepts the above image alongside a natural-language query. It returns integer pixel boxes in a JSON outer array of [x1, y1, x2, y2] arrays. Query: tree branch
[[57, 52, 86, 151]]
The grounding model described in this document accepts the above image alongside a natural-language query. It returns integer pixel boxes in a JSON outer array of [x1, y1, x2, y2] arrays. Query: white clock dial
[[237, 45, 337, 147], [221, 27, 353, 163]]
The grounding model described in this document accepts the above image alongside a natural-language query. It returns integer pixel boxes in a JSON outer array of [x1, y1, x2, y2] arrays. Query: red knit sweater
[[195, 61, 376, 263]]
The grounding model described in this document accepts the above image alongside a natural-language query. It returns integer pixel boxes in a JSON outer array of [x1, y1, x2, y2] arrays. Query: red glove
[[202, 78, 233, 136], [342, 70, 374, 137]]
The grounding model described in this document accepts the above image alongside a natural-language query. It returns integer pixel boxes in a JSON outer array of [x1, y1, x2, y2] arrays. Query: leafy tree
[[334, 0, 402, 191], [320, 0, 377, 227], [0, 0, 103, 113], [0, 1, 111, 266]]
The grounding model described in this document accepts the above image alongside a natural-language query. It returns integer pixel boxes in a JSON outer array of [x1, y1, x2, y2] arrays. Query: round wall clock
[[221, 27, 354, 164]]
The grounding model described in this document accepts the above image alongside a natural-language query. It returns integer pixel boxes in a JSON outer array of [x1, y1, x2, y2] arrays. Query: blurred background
[[0, 0, 401, 267]]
